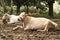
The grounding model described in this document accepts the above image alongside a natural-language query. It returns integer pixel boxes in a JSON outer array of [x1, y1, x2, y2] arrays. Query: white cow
[[2, 13, 23, 30], [18, 12, 58, 32], [2, 13, 19, 24]]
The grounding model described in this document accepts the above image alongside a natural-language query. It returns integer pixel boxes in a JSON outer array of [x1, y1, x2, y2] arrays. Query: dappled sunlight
[[53, 1, 60, 14]]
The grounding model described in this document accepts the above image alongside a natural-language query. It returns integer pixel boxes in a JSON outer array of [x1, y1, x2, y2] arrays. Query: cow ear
[[5, 13, 10, 18]]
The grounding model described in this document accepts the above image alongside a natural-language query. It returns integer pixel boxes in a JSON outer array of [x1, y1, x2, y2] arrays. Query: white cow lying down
[[2, 13, 19, 24], [18, 12, 58, 32]]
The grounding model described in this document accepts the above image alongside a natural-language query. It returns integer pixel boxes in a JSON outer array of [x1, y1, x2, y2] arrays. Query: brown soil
[[0, 19, 60, 40]]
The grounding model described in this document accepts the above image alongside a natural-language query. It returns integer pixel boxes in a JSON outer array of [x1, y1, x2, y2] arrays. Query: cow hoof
[[24, 28, 28, 31]]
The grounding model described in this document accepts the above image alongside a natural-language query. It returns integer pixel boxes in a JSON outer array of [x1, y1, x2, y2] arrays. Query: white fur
[[2, 13, 19, 24], [18, 12, 58, 32], [8, 15, 19, 24]]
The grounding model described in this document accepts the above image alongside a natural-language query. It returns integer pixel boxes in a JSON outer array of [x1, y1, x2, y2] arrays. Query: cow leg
[[37, 26, 48, 32], [13, 22, 25, 30], [42, 21, 55, 32], [24, 25, 31, 31], [42, 25, 48, 32], [22, 22, 25, 28], [24, 26, 29, 30], [37, 22, 49, 32], [13, 25, 22, 30]]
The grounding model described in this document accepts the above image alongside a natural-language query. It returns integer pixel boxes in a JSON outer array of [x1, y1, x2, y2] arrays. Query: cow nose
[[18, 18, 20, 21]]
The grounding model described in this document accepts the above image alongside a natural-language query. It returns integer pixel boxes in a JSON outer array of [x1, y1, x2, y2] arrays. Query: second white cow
[[2, 13, 19, 24]]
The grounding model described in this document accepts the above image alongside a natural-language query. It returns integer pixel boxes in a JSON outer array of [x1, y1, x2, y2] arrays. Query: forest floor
[[0, 19, 60, 40]]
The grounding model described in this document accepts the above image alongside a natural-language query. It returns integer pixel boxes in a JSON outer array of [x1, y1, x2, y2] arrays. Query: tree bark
[[48, 2, 53, 17], [1, 0, 7, 14], [10, 0, 13, 15], [16, 4, 20, 15], [26, 0, 29, 13]]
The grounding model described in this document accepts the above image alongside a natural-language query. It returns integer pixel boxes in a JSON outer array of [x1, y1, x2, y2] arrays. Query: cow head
[[2, 13, 10, 24], [18, 12, 27, 21]]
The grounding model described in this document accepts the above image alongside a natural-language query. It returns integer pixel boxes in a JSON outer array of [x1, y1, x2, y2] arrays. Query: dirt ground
[[0, 19, 60, 40]]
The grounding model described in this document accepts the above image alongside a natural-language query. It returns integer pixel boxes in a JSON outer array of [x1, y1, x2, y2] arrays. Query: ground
[[0, 19, 60, 40]]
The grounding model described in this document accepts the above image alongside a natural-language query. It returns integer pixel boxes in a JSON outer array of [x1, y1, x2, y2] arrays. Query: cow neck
[[24, 16, 31, 24]]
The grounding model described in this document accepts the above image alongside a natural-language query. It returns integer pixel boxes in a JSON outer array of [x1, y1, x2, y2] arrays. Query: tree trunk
[[10, 0, 13, 15], [26, 0, 29, 13], [26, 5, 28, 13], [48, 2, 53, 17], [1, 0, 7, 14], [16, 4, 20, 15]]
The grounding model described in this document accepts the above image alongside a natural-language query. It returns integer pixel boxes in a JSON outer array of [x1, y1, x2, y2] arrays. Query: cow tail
[[51, 21, 58, 28]]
